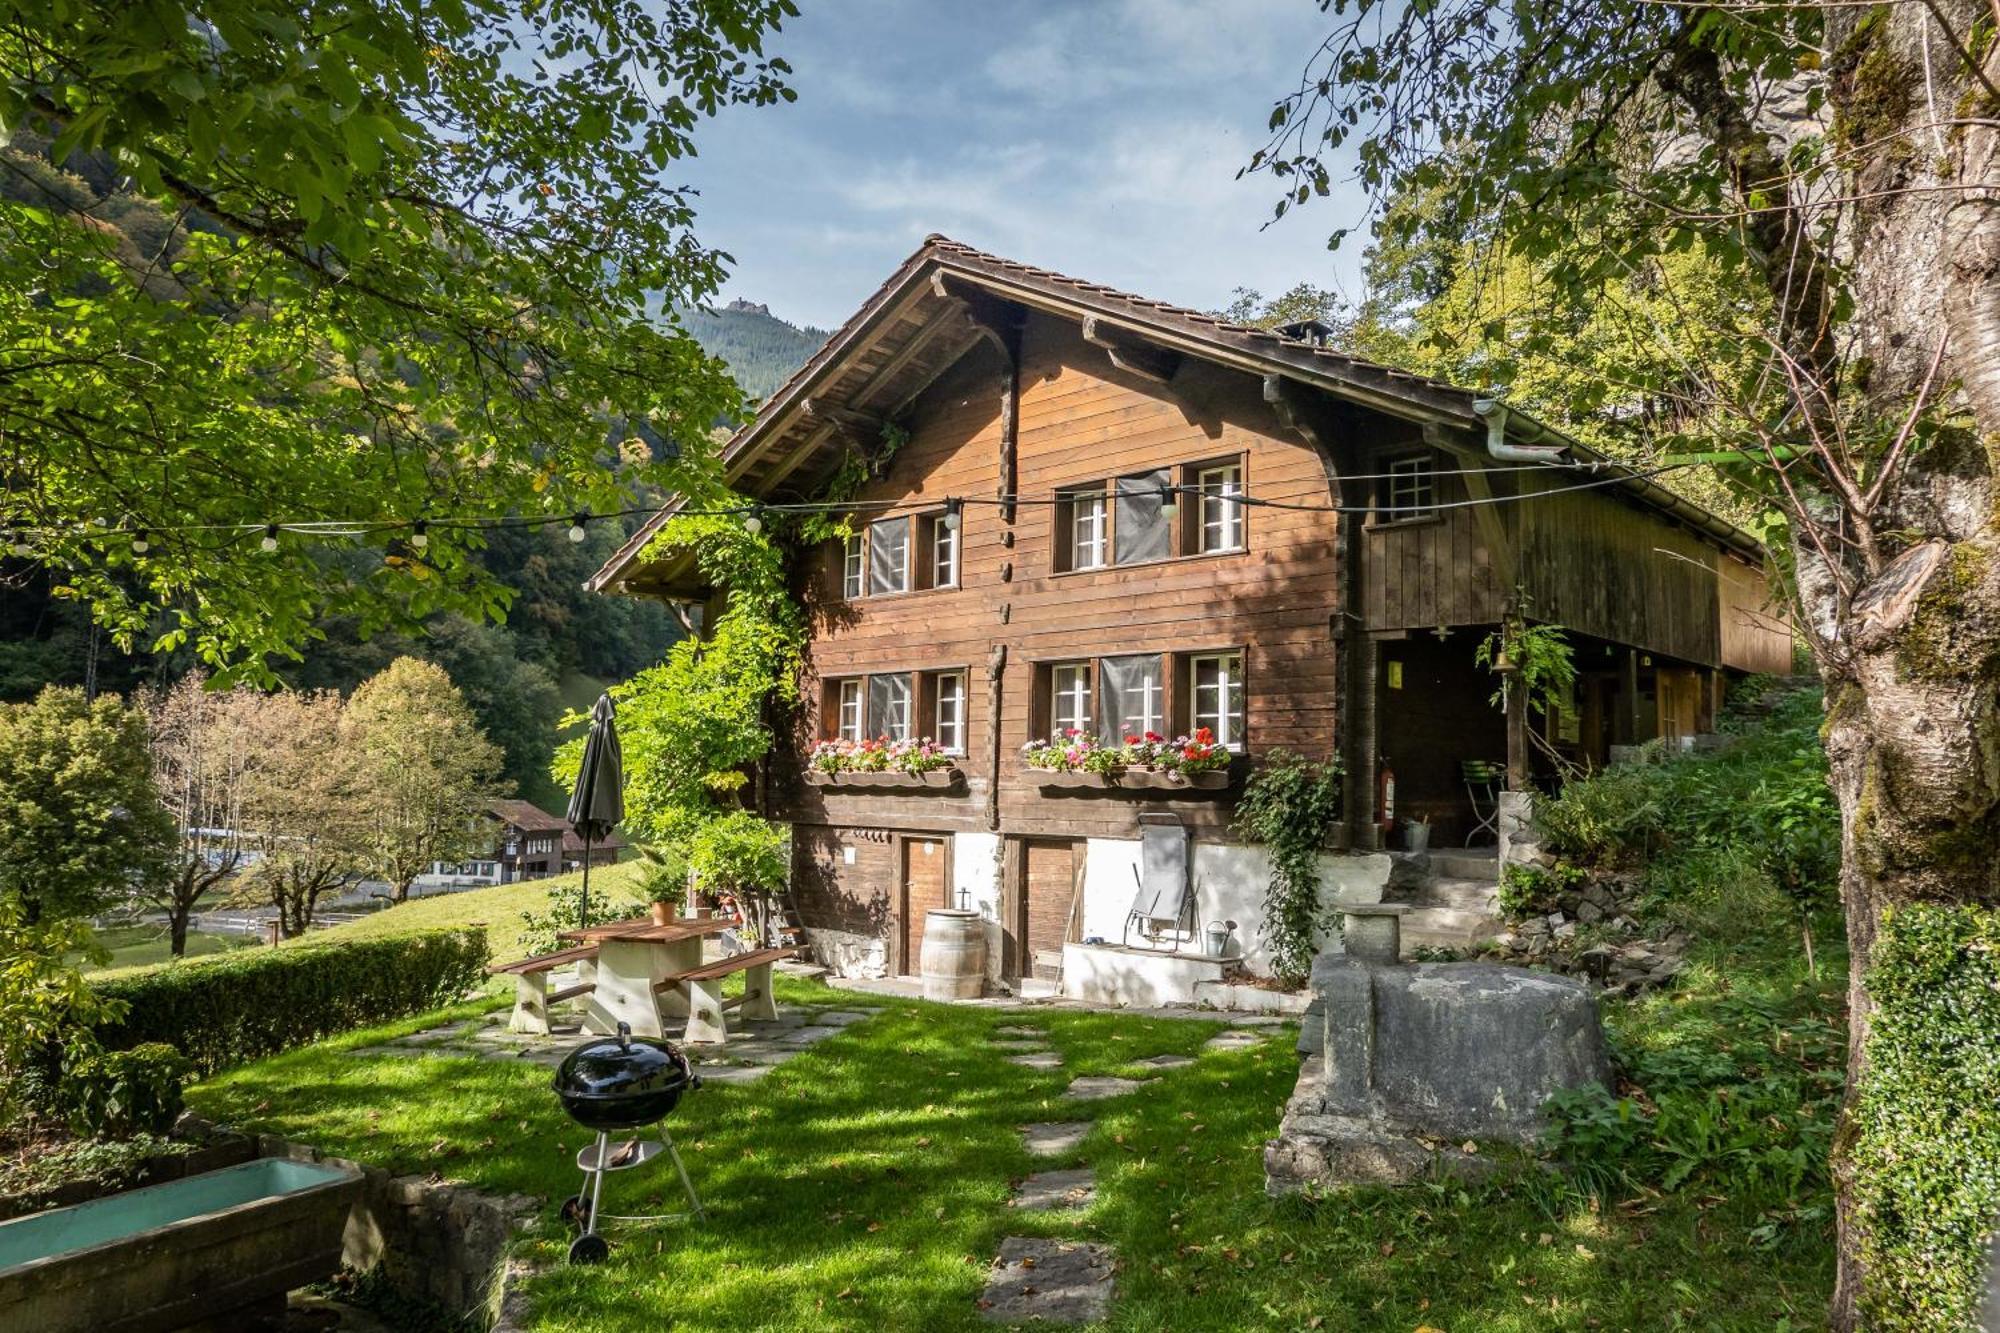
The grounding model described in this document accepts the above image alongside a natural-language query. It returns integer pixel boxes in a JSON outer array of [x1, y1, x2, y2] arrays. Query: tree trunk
[[1821, 5, 2000, 1325], [169, 908, 189, 957]]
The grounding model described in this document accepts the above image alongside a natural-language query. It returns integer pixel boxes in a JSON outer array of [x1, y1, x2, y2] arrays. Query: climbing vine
[[1232, 750, 1343, 986]]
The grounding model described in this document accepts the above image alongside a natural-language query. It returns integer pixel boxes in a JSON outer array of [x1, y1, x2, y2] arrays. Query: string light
[[1158, 485, 1178, 520], [409, 520, 428, 551], [261, 524, 280, 552], [942, 499, 962, 531], [7, 531, 29, 557], [742, 507, 763, 536], [130, 528, 149, 555], [567, 512, 590, 543]]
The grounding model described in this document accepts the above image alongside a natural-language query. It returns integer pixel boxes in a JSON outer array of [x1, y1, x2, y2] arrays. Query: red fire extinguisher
[[1378, 761, 1397, 834]]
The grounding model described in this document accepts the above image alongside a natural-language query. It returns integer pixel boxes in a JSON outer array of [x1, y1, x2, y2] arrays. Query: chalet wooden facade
[[591, 237, 1790, 985]]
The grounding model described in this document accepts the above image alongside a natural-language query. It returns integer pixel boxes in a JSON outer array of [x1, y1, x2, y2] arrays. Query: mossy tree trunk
[[1819, 4, 2000, 1326]]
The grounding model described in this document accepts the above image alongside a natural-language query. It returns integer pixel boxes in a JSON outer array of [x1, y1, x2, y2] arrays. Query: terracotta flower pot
[[649, 900, 673, 926]]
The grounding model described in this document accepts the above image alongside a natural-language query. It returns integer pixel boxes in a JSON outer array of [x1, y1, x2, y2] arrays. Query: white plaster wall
[[953, 832, 1005, 983], [1074, 838, 1390, 979]]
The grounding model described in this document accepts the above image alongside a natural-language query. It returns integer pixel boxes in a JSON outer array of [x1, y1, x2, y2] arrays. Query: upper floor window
[[867, 673, 912, 741], [1057, 487, 1108, 571], [868, 517, 910, 595], [1190, 651, 1246, 749], [1051, 662, 1093, 735], [930, 511, 959, 588], [835, 679, 863, 741], [841, 533, 864, 599], [1100, 653, 1164, 742], [1197, 463, 1244, 553], [933, 671, 966, 753], [1382, 453, 1437, 521]]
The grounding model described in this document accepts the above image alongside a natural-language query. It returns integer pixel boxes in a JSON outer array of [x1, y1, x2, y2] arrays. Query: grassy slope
[[316, 861, 651, 964], [191, 969, 1830, 1331]]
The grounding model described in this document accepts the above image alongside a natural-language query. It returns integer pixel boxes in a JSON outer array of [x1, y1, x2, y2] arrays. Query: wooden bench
[[653, 946, 797, 1044], [489, 943, 600, 1035]]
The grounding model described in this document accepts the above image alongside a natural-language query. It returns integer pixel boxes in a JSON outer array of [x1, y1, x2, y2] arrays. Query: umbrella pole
[[580, 829, 592, 931]]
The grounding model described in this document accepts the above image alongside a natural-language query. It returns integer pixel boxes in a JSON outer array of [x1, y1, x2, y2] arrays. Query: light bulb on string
[[942, 500, 961, 531], [261, 524, 280, 553], [409, 520, 428, 551], [130, 529, 149, 555], [1158, 485, 1178, 520], [567, 512, 589, 544], [742, 508, 763, 536], [7, 531, 29, 557]]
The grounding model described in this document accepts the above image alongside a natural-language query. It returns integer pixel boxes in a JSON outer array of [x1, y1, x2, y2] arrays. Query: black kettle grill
[[552, 1022, 705, 1263]]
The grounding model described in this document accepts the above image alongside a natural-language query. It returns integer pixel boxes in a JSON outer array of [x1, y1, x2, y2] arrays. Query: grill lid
[[554, 1021, 692, 1103]]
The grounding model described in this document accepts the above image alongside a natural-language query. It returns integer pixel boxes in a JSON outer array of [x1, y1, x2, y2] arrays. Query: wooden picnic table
[[556, 915, 733, 1039]]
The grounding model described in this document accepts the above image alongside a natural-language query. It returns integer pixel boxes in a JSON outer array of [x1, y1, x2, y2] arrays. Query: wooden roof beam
[[1082, 314, 1180, 385]]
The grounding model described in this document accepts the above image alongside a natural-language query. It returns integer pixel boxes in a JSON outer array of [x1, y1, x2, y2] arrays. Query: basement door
[[899, 836, 950, 974], [1022, 838, 1081, 980]]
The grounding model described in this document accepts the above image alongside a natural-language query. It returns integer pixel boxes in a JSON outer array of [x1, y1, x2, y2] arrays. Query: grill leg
[[583, 1131, 609, 1233], [660, 1127, 705, 1221]]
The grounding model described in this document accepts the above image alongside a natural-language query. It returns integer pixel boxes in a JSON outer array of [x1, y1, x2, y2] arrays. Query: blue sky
[[681, 0, 1367, 330]]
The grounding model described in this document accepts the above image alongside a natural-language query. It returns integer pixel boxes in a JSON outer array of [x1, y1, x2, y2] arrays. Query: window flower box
[[807, 737, 960, 791], [805, 767, 962, 790], [1029, 766, 1230, 792], [1021, 729, 1233, 793]]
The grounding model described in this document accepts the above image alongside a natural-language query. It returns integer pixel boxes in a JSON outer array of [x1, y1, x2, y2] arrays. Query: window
[[868, 517, 911, 595], [841, 532, 864, 598], [835, 679, 863, 741], [933, 671, 966, 753], [1115, 470, 1171, 565], [1060, 487, 1108, 571], [867, 673, 912, 741], [1196, 463, 1244, 552], [1383, 453, 1437, 521], [1100, 654, 1164, 742], [1050, 662, 1092, 736], [929, 511, 959, 588], [1189, 652, 1246, 749]]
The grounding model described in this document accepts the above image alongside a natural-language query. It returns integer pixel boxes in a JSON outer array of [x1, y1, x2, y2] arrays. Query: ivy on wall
[[1233, 750, 1343, 986]]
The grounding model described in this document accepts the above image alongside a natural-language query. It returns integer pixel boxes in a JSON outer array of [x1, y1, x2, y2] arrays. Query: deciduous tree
[[139, 672, 255, 955], [345, 657, 504, 902], [236, 690, 363, 936]]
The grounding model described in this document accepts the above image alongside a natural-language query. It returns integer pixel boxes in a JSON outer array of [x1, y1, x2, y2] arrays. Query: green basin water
[[0, 1158, 352, 1271]]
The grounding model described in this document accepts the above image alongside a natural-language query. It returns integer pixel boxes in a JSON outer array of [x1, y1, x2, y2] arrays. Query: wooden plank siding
[[780, 312, 1345, 847]]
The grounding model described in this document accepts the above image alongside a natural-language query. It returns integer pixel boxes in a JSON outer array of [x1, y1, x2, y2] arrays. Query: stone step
[[1410, 878, 1499, 911], [1431, 849, 1500, 881], [1398, 904, 1501, 932]]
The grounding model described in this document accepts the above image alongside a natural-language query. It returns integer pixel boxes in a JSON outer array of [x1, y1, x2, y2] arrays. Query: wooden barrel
[[920, 908, 987, 1001]]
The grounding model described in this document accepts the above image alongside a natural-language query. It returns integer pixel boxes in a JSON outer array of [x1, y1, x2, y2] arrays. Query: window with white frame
[[1050, 662, 1092, 736], [868, 517, 910, 595], [1189, 652, 1246, 749], [1066, 488, 1108, 570], [1197, 463, 1244, 552], [867, 673, 912, 741], [930, 512, 959, 587], [933, 671, 965, 753], [1383, 453, 1437, 520], [1099, 654, 1164, 742], [841, 532, 863, 598], [835, 679, 863, 741]]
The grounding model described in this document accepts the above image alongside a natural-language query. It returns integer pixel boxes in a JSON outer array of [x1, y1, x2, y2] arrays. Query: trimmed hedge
[[1853, 904, 2000, 1331], [93, 928, 488, 1076]]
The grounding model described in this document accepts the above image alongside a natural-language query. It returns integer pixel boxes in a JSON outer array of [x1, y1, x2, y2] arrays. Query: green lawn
[[78, 921, 258, 973], [315, 861, 652, 964], [189, 972, 1833, 1331]]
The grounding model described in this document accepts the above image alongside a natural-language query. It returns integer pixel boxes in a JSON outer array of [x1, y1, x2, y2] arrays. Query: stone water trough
[[0, 1157, 362, 1332], [1266, 904, 1611, 1191]]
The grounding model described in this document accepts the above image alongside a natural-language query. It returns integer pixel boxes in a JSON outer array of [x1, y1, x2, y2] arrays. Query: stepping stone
[[814, 1010, 873, 1025], [1134, 1054, 1195, 1070], [991, 1038, 1050, 1051], [979, 1238, 1115, 1325], [1007, 1051, 1065, 1070], [776, 1024, 843, 1046], [1010, 1168, 1096, 1211], [995, 1025, 1043, 1037], [1020, 1122, 1093, 1158], [1063, 1076, 1152, 1101], [1204, 1030, 1265, 1052]]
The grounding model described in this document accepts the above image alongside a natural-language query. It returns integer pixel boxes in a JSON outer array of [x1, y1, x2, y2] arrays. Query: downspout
[[1472, 397, 1572, 466]]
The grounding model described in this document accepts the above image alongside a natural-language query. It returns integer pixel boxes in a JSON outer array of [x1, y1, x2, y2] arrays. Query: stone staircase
[[1392, 847, 1504, 957]]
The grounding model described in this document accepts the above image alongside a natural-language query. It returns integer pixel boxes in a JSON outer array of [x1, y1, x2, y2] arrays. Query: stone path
[[346, 1006, 875, 1082], [1203, 1028, 1268, 1052], [1134, 1053, 1194, 1070], [1006, 1050, 1065, 1070], [978, 1238, 1117, 1325], [1010, 1167, 1097, 1212], [1019, 1121, 1092, 1157], [1062, 1075, 1153, 1101]]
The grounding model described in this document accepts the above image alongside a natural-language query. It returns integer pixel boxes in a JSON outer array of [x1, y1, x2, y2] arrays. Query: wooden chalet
[[591, 237, 1790, 987]]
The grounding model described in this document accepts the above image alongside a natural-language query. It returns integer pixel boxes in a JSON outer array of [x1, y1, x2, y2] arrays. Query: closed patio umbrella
[[566, 693, 624, 930]]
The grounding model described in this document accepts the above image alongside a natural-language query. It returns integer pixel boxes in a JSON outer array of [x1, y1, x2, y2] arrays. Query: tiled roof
[[488, 798, 569, 833]]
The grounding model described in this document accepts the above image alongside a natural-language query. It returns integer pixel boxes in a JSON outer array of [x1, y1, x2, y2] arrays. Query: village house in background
[[590, 237, 1791, 998], [419, 798, 623, 889]]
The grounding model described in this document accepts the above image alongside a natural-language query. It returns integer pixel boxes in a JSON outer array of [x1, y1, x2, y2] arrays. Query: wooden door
[[1022, 839, 1079, 979], [900, 836, 949, 974]]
